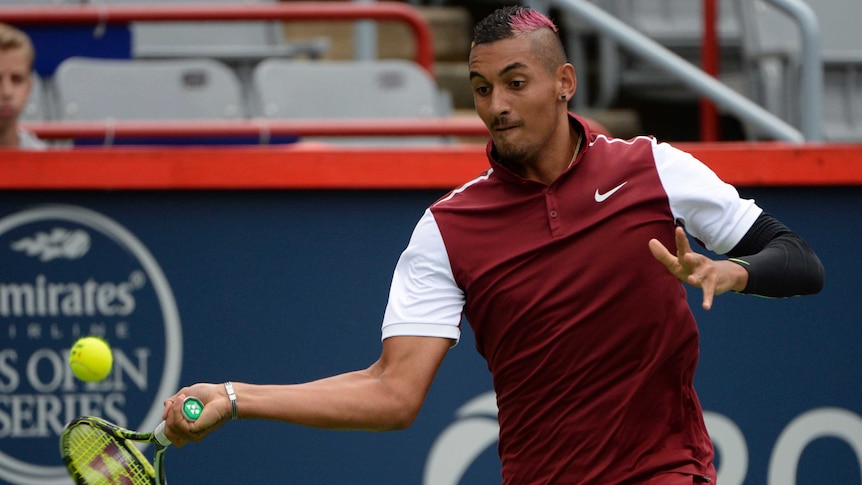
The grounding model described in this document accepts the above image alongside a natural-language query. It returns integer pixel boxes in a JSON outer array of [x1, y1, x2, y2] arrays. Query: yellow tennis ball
[[69, 337, 113, 382]]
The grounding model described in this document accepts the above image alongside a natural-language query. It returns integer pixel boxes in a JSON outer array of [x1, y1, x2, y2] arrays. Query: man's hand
[[162, 383, 232, 447], [649, 227, 749, 310]]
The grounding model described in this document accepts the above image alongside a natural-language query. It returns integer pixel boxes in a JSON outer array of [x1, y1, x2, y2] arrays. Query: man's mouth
[[494, 123, 519, 132], [491, 117, 521, 132]]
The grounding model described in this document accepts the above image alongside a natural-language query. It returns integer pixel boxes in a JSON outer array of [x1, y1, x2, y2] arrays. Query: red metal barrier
[[19, 117, 623, 142], [20, 118, 490, 142], [700, 0, 720, 142], [2, 143, 861, 190], [0, 2, 436, 77], [19, 116, 626, 142]]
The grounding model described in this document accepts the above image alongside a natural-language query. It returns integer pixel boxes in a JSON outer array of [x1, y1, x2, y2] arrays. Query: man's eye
[[474, 86, 490, 95], [511, 80, 525, 88]]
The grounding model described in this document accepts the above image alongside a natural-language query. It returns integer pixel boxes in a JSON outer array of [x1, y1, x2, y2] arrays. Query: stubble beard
[[493, 134, 541, 169]]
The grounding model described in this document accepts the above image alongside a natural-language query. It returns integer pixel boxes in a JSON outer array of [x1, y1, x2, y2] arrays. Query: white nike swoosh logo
[[594, 181, 628, 202]]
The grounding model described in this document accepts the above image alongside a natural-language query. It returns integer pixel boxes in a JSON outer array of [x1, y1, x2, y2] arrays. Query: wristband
[[224, 381, 238, 420]]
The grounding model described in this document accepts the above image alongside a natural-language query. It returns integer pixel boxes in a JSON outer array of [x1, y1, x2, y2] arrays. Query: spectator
[[0, 23, 46, 149]]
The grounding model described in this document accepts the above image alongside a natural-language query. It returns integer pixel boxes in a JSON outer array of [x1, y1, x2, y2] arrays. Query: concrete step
[[280, 5, 471, 63]]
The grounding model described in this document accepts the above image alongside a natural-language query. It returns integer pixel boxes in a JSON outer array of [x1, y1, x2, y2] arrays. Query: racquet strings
[[61, 421, 155, 485]]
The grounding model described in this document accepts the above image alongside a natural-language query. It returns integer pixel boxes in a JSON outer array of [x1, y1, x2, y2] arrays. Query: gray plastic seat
[[53, 57, 245, 120], [736, 0, 862, 141], [577, 0, 745, 110], [613, 0, 742, 48], [253, 59, 444, 119], [252, 59, 452, 145], [822, 62, 862, 141], [21, 72, 46, 121], [811, 0, 862, 141]]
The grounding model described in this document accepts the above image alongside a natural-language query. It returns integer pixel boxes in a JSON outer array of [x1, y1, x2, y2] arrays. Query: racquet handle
[[154, 421, 172, 447], [154, 396, 205, 447], [181, 397, 204, 421]]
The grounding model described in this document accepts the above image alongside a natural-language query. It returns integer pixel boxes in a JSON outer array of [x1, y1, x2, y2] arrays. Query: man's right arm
[[164, 335, 452, 446]]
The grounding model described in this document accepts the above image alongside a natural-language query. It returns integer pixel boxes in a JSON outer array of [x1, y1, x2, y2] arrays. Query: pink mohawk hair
[[508, 8, 558, 35], [472, 6, 562, 47]]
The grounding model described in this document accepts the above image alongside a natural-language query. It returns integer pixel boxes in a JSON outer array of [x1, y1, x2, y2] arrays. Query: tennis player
[[164, 6, 824, 483]]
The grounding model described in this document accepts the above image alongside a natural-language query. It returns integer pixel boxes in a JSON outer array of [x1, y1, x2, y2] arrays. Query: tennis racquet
[[60, 396, 204, 485]]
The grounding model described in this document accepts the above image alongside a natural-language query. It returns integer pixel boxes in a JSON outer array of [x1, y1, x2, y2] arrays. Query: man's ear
[[558, 63, 577, 102]]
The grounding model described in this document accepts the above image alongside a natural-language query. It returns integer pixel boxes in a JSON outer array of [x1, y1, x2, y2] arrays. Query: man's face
[[468, 35, 560, 165], [0, 48, 32, 123]]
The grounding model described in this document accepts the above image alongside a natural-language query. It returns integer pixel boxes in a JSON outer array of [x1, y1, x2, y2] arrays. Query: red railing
[[20, 118, 491, 143], [3, 143, 862, 190], [18, 116, 628, 143], [700, 0, 720, 142], [0, 2, 435, 77]]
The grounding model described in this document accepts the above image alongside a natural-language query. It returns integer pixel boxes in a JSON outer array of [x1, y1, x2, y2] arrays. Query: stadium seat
[[735, 0, 800, 132], [94, 0, 329, 63], [21, 72, 46, 122], [810, 0, 862, 141], [822, 62, 862, 142], [736, 0, 862, 141], [612, 0, 741, 48], [52, 57, 245, 120], [253, 59, 446, 119], [251, 59, 453, 145], [587, 0, 744, 107]]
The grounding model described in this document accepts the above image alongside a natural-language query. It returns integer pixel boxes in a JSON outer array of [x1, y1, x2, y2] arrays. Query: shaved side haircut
[[471, 6, 568, 72]]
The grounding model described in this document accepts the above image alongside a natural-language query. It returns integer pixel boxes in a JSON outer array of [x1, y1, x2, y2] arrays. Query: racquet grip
[[154, 421, 172, 447], [154, 396, 204, 447], [181, 397, 205, 421]]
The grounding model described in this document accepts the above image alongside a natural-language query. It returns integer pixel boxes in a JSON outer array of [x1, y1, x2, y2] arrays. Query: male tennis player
[[164, 6, 824, 483], [0, 23, 45, 149]]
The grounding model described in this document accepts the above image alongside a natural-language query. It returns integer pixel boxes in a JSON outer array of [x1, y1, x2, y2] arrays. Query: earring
[[561, 95, 567, 101]]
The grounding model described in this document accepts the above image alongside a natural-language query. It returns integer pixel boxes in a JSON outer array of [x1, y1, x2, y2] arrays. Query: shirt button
[[550, 210, 558, 218]]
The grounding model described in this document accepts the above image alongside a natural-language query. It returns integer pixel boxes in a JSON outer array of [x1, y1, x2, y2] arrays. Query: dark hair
[[472, 6, 559, 46], [471, 6, 567, 71]]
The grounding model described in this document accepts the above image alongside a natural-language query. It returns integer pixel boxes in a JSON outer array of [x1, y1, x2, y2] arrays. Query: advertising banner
[[0, 187, 859, 484]]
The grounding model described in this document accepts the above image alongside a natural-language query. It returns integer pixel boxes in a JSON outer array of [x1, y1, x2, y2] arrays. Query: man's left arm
[[725, 212, 825, 297], [648, 213, 824, 310]]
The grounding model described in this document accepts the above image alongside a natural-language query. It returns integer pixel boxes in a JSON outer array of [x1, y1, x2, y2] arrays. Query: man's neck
[[522, 123, 581, 185]]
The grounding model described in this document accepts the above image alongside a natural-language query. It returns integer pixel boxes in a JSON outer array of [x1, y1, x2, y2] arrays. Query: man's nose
[[487, 90, 509, 116]]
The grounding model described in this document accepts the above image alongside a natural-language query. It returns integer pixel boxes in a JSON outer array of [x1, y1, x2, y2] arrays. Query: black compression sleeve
[[726, 213, 825, 297]]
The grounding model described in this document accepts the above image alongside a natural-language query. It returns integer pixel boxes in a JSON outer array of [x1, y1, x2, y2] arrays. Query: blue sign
[[0, 187, 859, 484]]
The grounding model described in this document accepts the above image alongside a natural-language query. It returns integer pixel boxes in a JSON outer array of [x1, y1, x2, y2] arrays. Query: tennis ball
[[69, 336, 113, 382]]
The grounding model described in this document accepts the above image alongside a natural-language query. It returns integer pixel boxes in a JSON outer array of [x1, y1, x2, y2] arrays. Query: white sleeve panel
[[381, 209, 464, 343], [652, 139, 762, 254]]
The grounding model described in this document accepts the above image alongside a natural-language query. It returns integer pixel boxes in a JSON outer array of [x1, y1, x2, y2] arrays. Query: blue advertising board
[[0, 186, 859, 484]]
